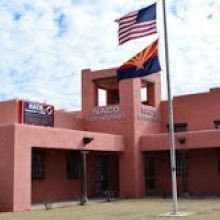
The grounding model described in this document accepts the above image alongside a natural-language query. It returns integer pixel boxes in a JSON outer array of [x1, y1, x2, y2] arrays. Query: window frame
[[167, 123, 188, 133], [140, 79, 156, 107], [93, 76, 119, 106], [66, 151, 80, 180], [214, 120, 220, 129], [32, 149, 45, 180]]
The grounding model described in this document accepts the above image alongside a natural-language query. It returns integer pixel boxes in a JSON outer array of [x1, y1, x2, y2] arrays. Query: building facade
[[0, 67, 220, 212]]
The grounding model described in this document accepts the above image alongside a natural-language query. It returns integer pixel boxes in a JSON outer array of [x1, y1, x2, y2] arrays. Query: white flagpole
[[161, 0, 178, 214]]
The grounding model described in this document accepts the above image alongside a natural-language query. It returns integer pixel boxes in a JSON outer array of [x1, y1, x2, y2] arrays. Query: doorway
[[95, 155, 109, 196], [145, 155, 156, 195]]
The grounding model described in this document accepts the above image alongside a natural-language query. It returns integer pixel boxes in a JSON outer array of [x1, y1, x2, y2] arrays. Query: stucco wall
[[0, 125, 15, 211], [147, 148, 220, 197], [161, 88, 220, 132], [0, 100, 19, 125], [141, 130, 220, 151], [32, 150, 119, 203], [0, 123, 124, 212], [32, 149, 81, 203], [189, 149, 220, 195], [81, 68, 162, 198], [54, 110, 83, 130]]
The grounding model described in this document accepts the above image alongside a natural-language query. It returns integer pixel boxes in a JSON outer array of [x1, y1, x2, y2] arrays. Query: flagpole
[[161, 0, 179, 214]]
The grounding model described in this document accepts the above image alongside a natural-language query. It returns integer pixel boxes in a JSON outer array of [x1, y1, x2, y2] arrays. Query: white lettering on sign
[[86, 113, 126, 122], [93, 106, 120, 115], [137, 107, 158, 122], [28, 103, 43, 111], [141, 108, 157, 117], [87, 106, 125, 122], [25, 102, 54, 115]]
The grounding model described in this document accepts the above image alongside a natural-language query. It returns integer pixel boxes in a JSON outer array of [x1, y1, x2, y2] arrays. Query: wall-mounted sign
[[86, 105, 126, 122], [23, 101, 54, 127], [93, 106, 120, 115], [137, 107, 158, 122]]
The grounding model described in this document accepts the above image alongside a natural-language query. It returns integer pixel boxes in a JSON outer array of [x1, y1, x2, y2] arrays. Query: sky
[[0, 0, 220, 110]]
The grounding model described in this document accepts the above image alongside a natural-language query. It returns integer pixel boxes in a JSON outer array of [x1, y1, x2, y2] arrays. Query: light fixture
[[83, 137, 94, 145], [177, 137, 186, 145]]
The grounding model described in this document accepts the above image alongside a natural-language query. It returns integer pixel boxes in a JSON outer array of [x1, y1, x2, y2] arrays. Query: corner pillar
[[81, 150, 89, 203]]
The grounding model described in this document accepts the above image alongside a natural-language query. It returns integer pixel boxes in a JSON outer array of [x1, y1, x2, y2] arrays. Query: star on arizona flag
[[117, 40, 161, 81]]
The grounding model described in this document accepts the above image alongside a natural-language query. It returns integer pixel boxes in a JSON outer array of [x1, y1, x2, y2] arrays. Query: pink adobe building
[[1, 67, 220, 212]]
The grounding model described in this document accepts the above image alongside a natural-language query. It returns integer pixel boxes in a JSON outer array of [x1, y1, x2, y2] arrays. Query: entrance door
[[95, 155, 109, 196], [145, 155, 156, 195]]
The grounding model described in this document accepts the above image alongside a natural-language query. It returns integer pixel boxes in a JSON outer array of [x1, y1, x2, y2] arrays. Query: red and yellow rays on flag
[[117, 40, 161, 81], [119, 40, 158, 71]]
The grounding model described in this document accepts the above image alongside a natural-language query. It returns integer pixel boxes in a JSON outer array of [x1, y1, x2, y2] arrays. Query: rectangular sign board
[[23, 101, 54, 127]]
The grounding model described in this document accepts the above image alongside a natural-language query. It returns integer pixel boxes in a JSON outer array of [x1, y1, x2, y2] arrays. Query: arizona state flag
[[117, 40, 161, 81]]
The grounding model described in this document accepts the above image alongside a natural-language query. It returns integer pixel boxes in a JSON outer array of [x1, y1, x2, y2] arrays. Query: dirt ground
[[1, 198, 220, 220]]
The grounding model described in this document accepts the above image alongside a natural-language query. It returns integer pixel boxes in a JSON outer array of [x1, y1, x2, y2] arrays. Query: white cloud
[[0, 0, 220, 110]]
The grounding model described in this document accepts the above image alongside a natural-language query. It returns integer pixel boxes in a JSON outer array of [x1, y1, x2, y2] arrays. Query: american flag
[[116, 3, 157, 45]]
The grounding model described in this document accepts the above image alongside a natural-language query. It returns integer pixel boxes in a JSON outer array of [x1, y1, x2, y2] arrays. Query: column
[[81, 151, 89, 204]]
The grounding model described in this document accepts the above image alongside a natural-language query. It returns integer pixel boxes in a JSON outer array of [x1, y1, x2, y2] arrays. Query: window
[[98, 88, 107, 106], [67, 151, 80, 179], [93, 76, 119, 106], [140, 79, 156, 107], [167, 123, 188, 133], [32, 149, 44, 180], [141, 87, 148, 104], [214, 120, 220, 129]]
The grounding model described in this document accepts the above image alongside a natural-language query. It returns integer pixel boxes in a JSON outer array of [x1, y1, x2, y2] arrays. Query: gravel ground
[[0, 198, 220, 220]]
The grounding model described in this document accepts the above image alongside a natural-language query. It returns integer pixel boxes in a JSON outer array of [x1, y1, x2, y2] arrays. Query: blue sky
[[0, 0, 220, 110]]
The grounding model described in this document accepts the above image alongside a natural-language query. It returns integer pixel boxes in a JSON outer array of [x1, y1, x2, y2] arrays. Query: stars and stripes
[[116, 3, 157, 45]]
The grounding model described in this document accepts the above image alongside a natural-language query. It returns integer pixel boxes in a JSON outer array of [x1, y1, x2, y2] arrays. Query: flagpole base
[[158, 212, 193, 217]]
